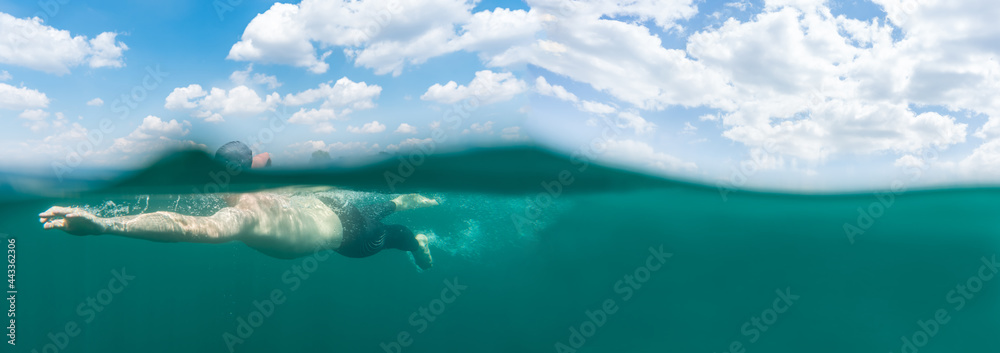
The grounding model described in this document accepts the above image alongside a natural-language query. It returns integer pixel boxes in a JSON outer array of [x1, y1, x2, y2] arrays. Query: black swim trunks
[[318, 196, 419, 258]]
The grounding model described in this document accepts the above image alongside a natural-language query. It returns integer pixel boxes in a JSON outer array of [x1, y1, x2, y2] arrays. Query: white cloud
[[501, 126, 528, 141], [487, 1, 728, 111], [600, 139, 698, 173], [86, 98, 104, 107], [421, 70, 526, 105], [535, 76, 578, 102], [682, 122, 697, 134], [578, 100, 616, 115], [0, 83, 49, 110], [386, 138, 433, 153], [283, 77, 381, 110], [0, 70, 10, 81], [164, 84, 206, 110], [288, 108, 338, 133], [164, 84, 280, 122], [462, 121, 494, 134], [18, 109, 50, 132], [287, 140, 380, 159], [347, 121, 386, 134], [958, 139, 1000, 178], [281, 77, 381, 131], [615, 111, 656, 135], [228, 0, 474, 75], [104, 125, 202, 163], [230, 64, 282, 90], [394, 123, 418, 134], [894, 154, 926, 169], [126, 116, 190, 140], [682, 4, 974, 161], [0, 12, 127, 74], [453, 7, 543, 56]]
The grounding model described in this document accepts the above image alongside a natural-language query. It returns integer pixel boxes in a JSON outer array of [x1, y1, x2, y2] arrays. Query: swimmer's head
[[214, 141, 252, 171]]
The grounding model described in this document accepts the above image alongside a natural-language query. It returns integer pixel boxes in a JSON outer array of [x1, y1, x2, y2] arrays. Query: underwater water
[[3, 147, 1000, 353]]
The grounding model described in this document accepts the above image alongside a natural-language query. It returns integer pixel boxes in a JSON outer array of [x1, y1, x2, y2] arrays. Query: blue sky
[[1, 0, 999, 191]]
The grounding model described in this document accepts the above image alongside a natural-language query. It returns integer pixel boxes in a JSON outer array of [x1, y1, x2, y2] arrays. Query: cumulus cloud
[[386, 138, 433, 153], [282, 77, 382, 131], [463, 121, 494, 134], [578, 100, 616, 115], [0, 12, 128, 74], [164, 84, 280, 122], [615, 111, 656, 135], [18, 109, 51, 132], [600, 139, 698, 173], [394, 123, 418, 134], [680, 4, 976, 161], [501, 126, 528, 141], [0, 70, 10, 81], [0, 83, 49, 110], [347, 121, 386, 134], [125, 115, 190, 140], [287, 140, 380, 159], [421, 70, 526, 104], [288, 108, 338, 133], [534, 76, 578, 102], [230, 64, 282, 90], [227, 0, 475, 75], [103, 117, 201, 162], [283, 77, 381, 110], [86, 98, 104, 107]]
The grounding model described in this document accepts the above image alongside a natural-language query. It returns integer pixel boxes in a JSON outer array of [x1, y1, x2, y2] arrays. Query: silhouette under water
[[3, 147, 999, 353]]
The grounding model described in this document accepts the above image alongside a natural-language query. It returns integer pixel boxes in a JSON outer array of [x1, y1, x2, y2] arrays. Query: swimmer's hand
[[39, 207, 106, 236], [392, 194, 439, 211]]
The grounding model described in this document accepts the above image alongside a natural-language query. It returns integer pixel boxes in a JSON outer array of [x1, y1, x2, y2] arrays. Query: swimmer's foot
[[411, 233, 433, 270], [392, 194, 439, 211]]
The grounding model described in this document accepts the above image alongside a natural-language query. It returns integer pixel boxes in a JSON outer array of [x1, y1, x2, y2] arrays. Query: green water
[[4, 147, 1000, 353]]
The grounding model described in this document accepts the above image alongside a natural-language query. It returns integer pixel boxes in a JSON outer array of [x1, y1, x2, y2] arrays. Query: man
[[38, 192, 438, 269]]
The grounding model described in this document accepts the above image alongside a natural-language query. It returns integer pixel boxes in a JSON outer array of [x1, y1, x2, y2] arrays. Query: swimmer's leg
[[391, 194, 439, 211], [413, 233, 433, 270], [383, 224, 433, 270]]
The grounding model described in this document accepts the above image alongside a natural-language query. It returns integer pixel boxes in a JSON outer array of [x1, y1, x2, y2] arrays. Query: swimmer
[[38, 192, 438, 269], [38, 141, 436, 269]]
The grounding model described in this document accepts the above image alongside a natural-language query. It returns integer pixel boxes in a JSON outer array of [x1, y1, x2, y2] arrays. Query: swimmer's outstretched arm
[[39, 206, 250, 243]]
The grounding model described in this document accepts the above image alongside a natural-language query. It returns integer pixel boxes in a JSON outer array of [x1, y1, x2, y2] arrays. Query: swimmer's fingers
[[42, 212, 103, 235], [39, 206, 80, 219], [42, 218, 65, 230]]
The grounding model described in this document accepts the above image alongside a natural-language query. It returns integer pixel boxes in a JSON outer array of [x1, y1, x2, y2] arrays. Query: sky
[[1, 0, 999, 191]]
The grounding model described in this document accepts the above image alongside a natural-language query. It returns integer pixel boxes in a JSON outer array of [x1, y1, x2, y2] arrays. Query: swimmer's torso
[[232, 193, 343, 259]]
